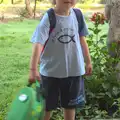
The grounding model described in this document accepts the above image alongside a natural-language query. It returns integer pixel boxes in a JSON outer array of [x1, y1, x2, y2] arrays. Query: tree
[[34, 0, 37, 19], [11, 0, 14, 4], [25, 0, 33, 17]]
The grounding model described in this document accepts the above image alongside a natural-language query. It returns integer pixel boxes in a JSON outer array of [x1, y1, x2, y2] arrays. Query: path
[[0, 4, 104, 22]]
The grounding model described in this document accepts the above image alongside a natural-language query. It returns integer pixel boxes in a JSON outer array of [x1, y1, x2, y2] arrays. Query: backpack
[[47, 8, 84, 35], [41, 8, 84, 52]]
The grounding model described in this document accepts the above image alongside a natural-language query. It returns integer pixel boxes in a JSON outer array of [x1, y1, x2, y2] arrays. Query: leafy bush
[[75, 12, 120, 119]]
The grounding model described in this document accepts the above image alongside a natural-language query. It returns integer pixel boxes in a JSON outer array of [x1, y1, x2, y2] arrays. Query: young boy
[[29, 0, 92, 120]]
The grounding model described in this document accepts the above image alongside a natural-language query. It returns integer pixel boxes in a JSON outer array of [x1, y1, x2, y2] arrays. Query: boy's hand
[[85, 63, 92, 76], [28, 69, 40, 83]]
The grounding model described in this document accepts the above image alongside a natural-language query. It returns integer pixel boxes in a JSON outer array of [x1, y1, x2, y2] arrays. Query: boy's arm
[[29, 13, 49, 83], [29, 43, 43, 83], [80, 36, 91, 65], [30, 43, 43, 70], [80, 36, 92, 75]]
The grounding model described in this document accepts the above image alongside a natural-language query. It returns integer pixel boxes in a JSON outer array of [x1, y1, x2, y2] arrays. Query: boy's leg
[[40, 75, 60, 120], [44, 111, 51, 120], [60, 76, 85, 120], [63, 108, 75, 120]]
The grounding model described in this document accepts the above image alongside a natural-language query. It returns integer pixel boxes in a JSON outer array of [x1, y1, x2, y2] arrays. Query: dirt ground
[[0, 4, 104, 23]]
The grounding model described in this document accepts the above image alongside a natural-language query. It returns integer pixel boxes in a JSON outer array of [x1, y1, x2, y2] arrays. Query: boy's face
[[56, 0, 76, 9]]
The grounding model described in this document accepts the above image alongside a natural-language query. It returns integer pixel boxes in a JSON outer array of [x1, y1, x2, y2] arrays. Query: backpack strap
[[73, 8, 84, 34], [47, 8, 56, 35], [41, 8, 56, 54], [47, 8, 84, 35]]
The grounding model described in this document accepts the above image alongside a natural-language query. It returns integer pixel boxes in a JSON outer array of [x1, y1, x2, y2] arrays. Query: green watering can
[[7, 80, 45, 120]]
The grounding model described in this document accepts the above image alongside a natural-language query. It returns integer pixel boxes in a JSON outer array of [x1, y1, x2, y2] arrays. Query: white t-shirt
[[31, 8, 89, 78]]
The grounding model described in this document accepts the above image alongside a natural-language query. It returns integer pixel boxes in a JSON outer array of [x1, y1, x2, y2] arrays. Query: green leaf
[[96, 93, 105, 98], [101, 46, 107, 52], [100, 34, 107, 38], [102, 83, 109, 90], [94, 29, 101, 34], [85, 110, 89, 116], [113, 87, 119, 96], [99, 38, 105, 44], [105, 92, 112, 98], [88, 28, 94, 32]]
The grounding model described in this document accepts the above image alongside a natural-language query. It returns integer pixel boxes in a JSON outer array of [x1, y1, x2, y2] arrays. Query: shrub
[[76, 12, 120, 119]]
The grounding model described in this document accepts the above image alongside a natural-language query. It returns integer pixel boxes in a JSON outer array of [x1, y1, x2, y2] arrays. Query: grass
[[0, 18, 108, 120], [0, 19, 39, 120]]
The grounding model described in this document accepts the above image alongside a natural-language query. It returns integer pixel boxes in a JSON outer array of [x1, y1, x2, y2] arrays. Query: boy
[[29, 0, 92, 120]]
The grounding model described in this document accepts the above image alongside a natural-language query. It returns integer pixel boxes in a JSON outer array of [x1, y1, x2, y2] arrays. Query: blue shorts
[[40, 75, 85, 111]]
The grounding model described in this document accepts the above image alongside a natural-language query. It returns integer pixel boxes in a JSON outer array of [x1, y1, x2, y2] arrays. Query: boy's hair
[[50, 0, 56, 5]]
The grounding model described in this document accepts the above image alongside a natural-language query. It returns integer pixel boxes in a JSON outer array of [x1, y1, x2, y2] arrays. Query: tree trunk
[[34, 0, 37, 19], [11, 0, 14, 4], [25, 0, 33, 17]]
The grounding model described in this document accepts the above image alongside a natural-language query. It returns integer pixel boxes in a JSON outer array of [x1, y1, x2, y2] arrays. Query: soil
[[0, 4, 104, 23]]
